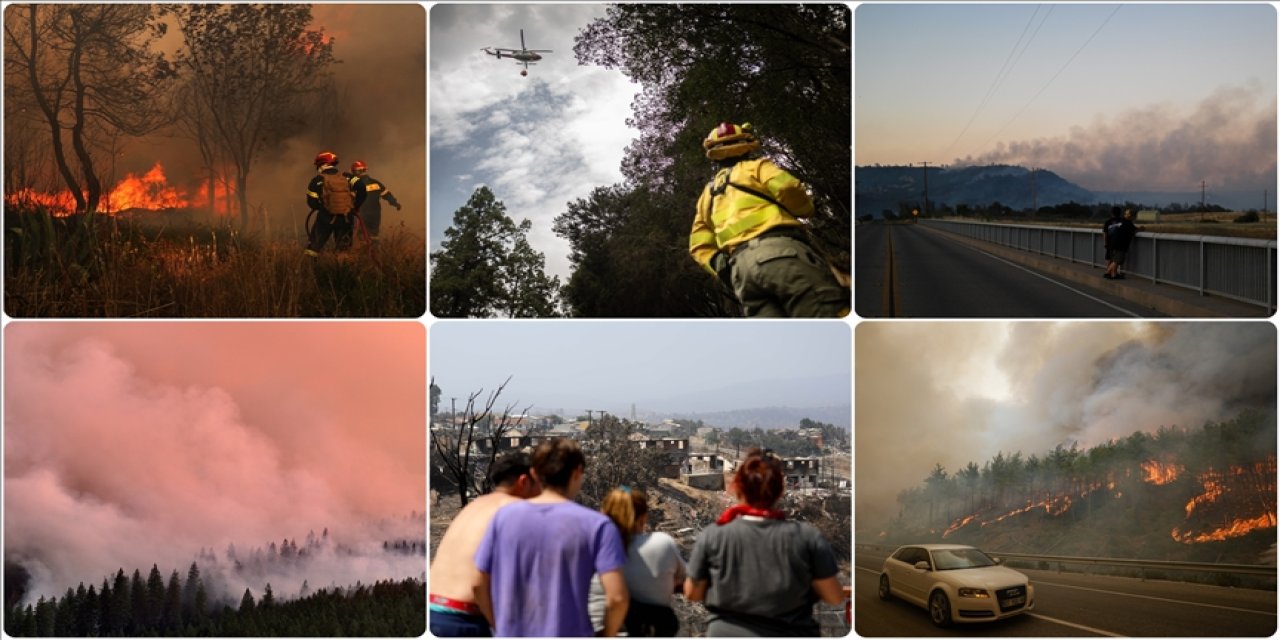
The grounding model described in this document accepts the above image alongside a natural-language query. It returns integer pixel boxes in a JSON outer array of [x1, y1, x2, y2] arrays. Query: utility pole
[[1200, 180, 1206, 222], [917, 161, 931, 216], [1030, 167, 1037, 214]]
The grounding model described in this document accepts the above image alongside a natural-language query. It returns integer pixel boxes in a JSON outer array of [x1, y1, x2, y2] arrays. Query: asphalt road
[[854, 223, 1160, 318], [854, 551, 1277, 637]]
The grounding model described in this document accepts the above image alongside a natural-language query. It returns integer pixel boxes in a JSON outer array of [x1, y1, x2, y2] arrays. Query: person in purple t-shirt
[[474, 438, 630, 636]]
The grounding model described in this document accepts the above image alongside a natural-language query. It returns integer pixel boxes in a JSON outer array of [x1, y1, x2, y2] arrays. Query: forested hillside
[[880, 411, 1276, 563]]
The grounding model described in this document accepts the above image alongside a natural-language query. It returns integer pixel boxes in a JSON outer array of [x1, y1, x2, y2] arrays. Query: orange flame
[[1173, 456, 1277, 543], [102, 163, 189, 212], [1173, 513, 1277, 544], [5, 163, 192, 216], [1141, 460, 1184, 485]]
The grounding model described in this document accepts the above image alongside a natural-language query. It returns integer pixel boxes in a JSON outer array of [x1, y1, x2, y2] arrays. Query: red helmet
[[314, 151, 338, 168], [351, 160, 368, 173]]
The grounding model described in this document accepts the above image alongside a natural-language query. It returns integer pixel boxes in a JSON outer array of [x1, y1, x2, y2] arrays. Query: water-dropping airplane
[[482, 29, 552, 76]]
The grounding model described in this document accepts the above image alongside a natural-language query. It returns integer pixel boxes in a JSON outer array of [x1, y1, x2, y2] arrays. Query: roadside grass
[[5, 207, 425, 317]]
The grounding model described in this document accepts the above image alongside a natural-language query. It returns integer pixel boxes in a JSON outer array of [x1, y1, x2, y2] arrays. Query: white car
[[878, 544, 1034, 627]]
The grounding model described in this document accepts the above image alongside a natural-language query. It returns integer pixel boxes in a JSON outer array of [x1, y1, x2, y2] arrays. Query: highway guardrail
[[922, 219, 1277, 312]]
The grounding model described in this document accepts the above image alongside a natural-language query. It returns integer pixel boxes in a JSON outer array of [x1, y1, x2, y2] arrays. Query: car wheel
[[878, 574, 891, 600], [929, 590, 953, 627]]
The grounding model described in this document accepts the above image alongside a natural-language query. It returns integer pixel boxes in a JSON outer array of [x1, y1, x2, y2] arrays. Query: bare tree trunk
[[22, 6, 86, 213]]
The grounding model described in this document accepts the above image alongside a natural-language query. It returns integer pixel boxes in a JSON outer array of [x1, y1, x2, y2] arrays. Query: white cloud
[[430, 4, 641, 280]]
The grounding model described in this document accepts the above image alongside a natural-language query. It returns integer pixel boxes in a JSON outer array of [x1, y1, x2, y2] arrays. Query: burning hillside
[[882, 412, 1277, 559], [1171, 457, 1277, 544]]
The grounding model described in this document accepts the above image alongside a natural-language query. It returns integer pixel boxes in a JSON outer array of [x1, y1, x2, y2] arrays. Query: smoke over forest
[[855, 323, 1276, 528], [3, 324, 426, 604], [957, 84, 1277, 195]]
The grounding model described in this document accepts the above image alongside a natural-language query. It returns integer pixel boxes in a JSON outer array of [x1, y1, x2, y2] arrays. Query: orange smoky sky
[[4, 322, 425, 599]]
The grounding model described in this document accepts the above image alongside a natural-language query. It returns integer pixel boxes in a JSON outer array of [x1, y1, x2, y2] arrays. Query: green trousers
[[728, 235, 848, 318]]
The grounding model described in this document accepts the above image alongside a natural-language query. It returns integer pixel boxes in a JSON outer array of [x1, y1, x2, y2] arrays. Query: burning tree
[[4, 4, 174, 214], [162, 5, 336, 227]]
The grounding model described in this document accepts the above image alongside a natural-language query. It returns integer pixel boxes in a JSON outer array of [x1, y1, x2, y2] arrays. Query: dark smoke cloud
[[855, 322, 1276, 530], [957, 84, 1276, 194], [116, 5, 426, 234]]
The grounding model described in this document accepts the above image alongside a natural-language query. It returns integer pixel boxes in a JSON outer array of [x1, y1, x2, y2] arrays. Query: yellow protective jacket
[[689, 157, 815, 274]]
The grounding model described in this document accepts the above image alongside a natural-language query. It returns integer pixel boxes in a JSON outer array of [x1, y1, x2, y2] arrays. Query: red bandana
[[716, 504, 787, 526]]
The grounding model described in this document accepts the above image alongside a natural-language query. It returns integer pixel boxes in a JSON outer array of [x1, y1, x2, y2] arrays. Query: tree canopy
[[430, 186, 560, 318], [554, 5, 851, 316]]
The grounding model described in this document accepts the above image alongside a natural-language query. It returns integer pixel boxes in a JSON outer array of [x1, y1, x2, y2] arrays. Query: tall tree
[[431, 186, 561, 317], [107, 569, 130, 636], [163, 570, 183, 632], [553, 185, 730, 317], [163, 5, 336, 226], [560, 5, 852, 316], [144, 564, 165, 628], [4, 4, 174, 213]]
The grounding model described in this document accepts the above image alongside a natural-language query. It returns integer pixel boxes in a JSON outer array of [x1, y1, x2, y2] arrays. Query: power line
[[967, 5, 1123, 161], [941, 5, 1053, 161]]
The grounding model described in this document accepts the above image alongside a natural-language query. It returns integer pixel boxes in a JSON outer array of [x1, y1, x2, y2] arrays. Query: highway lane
[[854, 551, 1276, 637], [854, 223, 1160, 318]]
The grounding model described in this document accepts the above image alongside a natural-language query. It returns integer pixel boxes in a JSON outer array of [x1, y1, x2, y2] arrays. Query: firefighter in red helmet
[[306, 151, 366, 256], [690, 122, 847, 317], [347, 160, 402, 242]]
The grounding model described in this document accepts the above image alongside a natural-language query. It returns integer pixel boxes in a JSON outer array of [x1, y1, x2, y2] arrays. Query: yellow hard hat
[[703, 122, 760, 161]]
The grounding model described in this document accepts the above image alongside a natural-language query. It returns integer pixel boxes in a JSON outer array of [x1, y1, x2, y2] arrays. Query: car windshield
[[931, 548, 997, 570]]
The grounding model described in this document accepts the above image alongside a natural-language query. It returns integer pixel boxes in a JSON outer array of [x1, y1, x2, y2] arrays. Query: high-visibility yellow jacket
[[689, 157, 815, 274]]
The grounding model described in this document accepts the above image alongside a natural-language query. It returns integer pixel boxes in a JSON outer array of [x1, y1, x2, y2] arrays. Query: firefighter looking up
[[306, 151, 366, 256], [347, 160, 402, 242], [689, 122, 848, 318]]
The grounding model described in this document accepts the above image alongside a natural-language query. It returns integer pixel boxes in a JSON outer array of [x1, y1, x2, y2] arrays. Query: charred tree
[[4, 5, 173, 213], [163, 5, 336, 227]]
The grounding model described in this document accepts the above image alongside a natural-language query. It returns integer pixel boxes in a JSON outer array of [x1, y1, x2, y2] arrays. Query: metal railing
[[855, 544, 1276, 579], [922, 219, 1277, 311]]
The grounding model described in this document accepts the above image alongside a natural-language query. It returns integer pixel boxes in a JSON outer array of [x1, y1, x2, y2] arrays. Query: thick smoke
[[855, 322, 1275, 529], [102, 5, 426, 234], [957, 84, 1277, 194], [4, 323, 426, 603]]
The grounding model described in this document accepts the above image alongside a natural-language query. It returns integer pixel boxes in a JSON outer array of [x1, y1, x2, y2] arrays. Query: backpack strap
[[726, 180, 795, 218]]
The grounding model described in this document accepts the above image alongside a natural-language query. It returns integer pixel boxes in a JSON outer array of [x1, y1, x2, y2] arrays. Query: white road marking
[[855, 566, 880, 575], [958, 242, 1145, 318], [1027, 613, 1125, 637], [1033, 579, 1277, 616]]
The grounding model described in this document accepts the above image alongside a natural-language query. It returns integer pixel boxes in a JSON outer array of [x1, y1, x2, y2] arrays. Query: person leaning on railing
[[683, 448, 846, 636]]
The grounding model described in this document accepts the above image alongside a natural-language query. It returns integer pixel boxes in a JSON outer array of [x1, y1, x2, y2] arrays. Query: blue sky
[[856, 3, 1277, 195], [429, 321, 852, 416], [429, 4, 639, 280]]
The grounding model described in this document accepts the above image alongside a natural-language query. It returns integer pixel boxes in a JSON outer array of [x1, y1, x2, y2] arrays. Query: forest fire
[[1141, 460, 1183, 485], [5, 163, 195, 216], [942, 481, 1109, 538], [1172, 456, 1277, 543]]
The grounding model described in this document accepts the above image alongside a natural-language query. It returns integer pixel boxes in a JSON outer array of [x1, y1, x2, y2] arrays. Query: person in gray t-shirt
[[685, 448, 845, 636], [590, 487, 686, 635]]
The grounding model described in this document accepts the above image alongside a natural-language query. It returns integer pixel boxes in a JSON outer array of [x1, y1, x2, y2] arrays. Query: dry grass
[[5, 208, 425, 317]]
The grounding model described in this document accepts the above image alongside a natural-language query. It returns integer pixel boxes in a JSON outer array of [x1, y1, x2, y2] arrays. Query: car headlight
[[957, 588, 990, 598]]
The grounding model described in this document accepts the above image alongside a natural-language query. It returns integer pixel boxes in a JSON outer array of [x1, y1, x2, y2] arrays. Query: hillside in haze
[[856, 164, 1260, 215]]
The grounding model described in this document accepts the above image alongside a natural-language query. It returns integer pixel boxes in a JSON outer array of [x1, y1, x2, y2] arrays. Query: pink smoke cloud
[[4, 322, 425, 601]]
